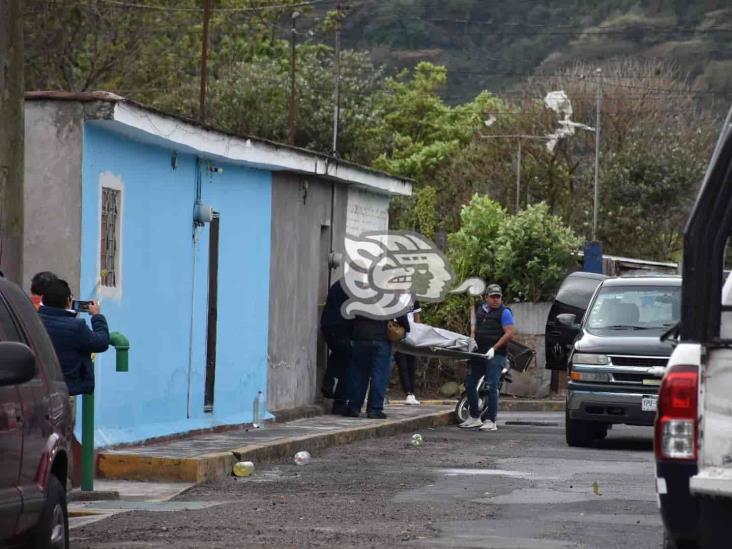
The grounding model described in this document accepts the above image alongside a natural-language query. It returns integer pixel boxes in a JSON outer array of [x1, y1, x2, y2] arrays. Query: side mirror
[[557, 313, 579, 328], [0, 342, 37, 387]]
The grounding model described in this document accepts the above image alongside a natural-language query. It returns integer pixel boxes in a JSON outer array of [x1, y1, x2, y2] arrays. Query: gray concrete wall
[[23, 101, 84, 295], [268, 173, 348, 411], [503, 302, 553, 398]]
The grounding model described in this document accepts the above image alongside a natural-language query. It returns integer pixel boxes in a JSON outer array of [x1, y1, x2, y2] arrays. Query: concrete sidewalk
[[95, 399, 563, 485]]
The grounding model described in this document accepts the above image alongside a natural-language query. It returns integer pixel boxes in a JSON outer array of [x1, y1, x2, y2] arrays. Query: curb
[[98, 409, 455, 484], [233, 409, 454, 463], [96, 401, 563, 485], [395, 399, 565, 411], [98, 451, 236, 484]]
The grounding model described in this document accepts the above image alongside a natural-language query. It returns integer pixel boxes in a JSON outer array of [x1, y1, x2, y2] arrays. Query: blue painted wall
[[80, 124, 272, 446]]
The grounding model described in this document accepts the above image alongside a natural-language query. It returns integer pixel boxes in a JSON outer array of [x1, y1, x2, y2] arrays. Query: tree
[[495, 203, 581, 302], [0, 0, 24, 283], [150, 46, 385, 162], [424, 196, 580, 333], [446, 194, 507, 284], [599, 129, 709, 260], [369, 63, 502, 182]]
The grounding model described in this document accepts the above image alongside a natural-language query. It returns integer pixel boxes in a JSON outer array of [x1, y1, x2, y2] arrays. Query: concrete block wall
[[503, 302, 552, 398]]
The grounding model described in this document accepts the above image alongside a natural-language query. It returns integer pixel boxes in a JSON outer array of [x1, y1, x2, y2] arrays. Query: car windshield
[[585, 284, 680, 333]]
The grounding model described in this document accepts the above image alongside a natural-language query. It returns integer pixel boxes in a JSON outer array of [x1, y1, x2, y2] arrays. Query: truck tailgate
[[692, 348, 732, 497]]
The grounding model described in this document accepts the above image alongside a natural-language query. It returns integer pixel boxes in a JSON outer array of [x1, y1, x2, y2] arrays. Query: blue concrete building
[[23, 92, 411, 446]]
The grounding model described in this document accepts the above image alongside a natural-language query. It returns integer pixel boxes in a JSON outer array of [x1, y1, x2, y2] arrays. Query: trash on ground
[[294, 451, 311, 465], [233, 461, 255, 477]]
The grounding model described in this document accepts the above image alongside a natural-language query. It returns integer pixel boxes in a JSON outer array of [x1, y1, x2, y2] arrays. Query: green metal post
[[81, 392, 95, 491], [80, 333, 128, 491], [109, 332, 130, 372]]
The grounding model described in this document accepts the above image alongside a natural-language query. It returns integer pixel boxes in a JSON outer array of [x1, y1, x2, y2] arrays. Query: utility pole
[[198, 0, 212, 124], [481, 134, 548, 213], [515, 138, 522, 213], [0, 0, 24, 284], [288, 11, 300, 145], [592, 68, 602, 242], [331, 0, 342, 156]]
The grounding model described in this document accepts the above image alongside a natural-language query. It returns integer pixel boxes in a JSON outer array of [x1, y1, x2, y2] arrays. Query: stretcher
[[393, 322, 535, 372]]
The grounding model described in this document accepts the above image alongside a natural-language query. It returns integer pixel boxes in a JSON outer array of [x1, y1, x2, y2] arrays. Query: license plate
[[642, 397, 658, 412]]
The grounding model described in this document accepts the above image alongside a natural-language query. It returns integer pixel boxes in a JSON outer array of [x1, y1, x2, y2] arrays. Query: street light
[[593, 68, 602, 242], [479, 133, 550, 212], [482, 91, 598, 215]]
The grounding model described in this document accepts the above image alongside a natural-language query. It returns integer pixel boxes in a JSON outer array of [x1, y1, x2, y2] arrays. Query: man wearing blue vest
[[459, 283, 514, 431]]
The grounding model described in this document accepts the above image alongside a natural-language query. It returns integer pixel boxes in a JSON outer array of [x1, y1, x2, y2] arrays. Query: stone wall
[[502, 302, 552, 398]]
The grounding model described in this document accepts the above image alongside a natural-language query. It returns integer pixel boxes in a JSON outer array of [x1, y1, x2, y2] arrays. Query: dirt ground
[[71, 415, 662, 549], [71, 428, 499, 548]]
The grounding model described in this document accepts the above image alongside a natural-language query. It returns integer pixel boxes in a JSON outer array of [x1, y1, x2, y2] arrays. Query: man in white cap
[[459, 283, 514, 431]]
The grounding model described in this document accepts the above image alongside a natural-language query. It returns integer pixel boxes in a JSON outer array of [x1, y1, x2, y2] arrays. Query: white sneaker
[[458, 417, 483, 429], [405, 394, 421, 405], [480, 420, 498, 431]]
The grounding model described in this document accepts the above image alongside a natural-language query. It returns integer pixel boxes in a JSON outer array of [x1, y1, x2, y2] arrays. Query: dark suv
[[0, 276, 72, 548], [563, 276, 680, 447]]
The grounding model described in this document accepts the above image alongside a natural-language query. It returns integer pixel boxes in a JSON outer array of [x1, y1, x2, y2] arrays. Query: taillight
[[654, 364, 698, 461]]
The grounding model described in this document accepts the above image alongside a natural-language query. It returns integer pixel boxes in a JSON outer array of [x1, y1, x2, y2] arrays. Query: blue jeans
[[346, 340, 393, 414], [465, 353, 507, 422]]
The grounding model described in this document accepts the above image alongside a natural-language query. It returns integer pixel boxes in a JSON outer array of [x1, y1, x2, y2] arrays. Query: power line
[[451, 69, 732, 81], [425, 18, 732, 33], [97, 0, 330, 12]]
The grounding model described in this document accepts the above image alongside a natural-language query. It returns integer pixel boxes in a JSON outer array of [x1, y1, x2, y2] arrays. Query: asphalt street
[[71, 411, 664, 548]]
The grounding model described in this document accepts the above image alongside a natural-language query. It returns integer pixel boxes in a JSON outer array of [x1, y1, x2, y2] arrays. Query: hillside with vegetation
[[334, 0, 732, 106], [21, 0, 731, 281]]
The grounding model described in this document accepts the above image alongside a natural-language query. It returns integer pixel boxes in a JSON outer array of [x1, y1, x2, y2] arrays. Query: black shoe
[[321, 387, 335, 399], [367, 411, 387, 419], [332, 403, 347, 415], [342, 409, 359, 418]]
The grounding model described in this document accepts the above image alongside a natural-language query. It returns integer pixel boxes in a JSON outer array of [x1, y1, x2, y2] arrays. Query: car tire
[[663, 529, 699, 549], [565, 408, 595, 447], [30, 474, 68, 549], [593, 423, 608, 440]]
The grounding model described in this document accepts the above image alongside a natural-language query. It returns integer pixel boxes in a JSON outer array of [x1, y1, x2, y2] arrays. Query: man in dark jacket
[[38, 278, 110, 396], [320, 278, 353, 414], [343, 313, 409, 419]]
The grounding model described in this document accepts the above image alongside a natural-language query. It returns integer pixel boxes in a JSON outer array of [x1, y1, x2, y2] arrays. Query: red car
[[0, 275, 73, 548]]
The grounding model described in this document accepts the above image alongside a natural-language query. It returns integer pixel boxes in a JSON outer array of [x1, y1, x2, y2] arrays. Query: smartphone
[[71, 300, 93, 313]]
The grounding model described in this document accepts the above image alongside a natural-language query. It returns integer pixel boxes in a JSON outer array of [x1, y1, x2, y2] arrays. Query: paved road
[[71, 412, 664, 548]]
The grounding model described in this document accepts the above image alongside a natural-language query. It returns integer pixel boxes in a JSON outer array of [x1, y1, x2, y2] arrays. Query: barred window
[[100, 187, 120, 287]]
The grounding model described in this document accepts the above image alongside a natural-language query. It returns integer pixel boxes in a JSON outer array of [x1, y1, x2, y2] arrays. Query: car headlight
[[570, 370, 612, 382], [571, 353, 610, 365]]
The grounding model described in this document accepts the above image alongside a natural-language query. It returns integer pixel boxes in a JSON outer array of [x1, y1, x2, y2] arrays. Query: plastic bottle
[[253, 390, 266, 427], [294, 451, 311, 465], [233, 461, 255, 477]]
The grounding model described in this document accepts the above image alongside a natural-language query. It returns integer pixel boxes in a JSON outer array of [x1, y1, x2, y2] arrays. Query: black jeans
[[323, 333, 351, 409], [394, 352, 416, 395]]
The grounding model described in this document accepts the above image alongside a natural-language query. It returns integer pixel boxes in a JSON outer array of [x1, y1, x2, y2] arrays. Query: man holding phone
[[38, 278, 109, 398]]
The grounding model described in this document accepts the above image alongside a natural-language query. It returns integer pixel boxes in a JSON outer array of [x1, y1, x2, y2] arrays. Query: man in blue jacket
[[38, 278, 109, 397]]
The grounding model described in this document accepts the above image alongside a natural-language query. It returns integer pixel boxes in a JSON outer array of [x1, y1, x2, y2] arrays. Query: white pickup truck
[[655, 109, 732, 549]]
